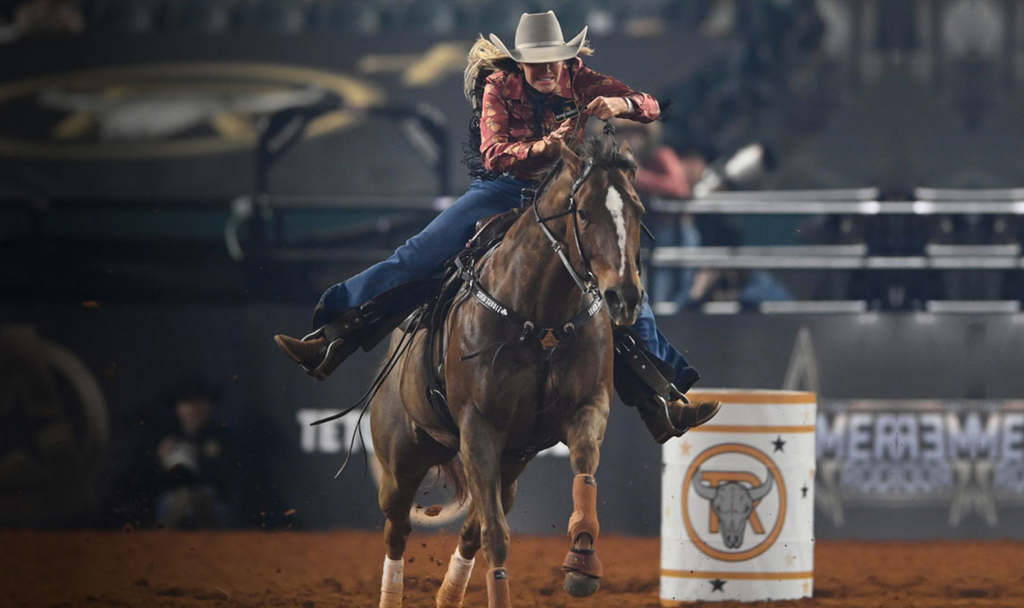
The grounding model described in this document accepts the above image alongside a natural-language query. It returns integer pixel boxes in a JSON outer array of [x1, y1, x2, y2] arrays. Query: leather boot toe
[[274, 334, 328, 369], [669, 399, 722, 431]]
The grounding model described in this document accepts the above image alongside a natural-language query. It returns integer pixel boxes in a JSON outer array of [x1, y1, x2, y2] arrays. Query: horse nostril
[[621, 283, 642, 312], [604, 290, 622, 313]]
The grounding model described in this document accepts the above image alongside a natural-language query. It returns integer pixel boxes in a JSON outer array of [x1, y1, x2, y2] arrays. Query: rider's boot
[[274, 278, 445, 381], [664, 396, 721, 440], [274, 307, 367, 381], [611, 327, 722, 443], [635, 390, 721, 444]]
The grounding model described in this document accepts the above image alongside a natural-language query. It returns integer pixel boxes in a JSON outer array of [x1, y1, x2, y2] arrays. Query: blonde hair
[[463, 35, 594, 104]]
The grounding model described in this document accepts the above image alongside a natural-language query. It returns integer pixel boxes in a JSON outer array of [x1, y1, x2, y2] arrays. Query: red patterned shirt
[[480, 57, 660, 179]]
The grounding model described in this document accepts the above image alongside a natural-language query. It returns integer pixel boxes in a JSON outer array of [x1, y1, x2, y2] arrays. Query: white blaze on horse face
[[604, 185, 628, 275]]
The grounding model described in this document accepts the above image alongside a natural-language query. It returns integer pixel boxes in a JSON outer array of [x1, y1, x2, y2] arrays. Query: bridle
[[532, 156, 601, 296], [530, 132, 657, 297]]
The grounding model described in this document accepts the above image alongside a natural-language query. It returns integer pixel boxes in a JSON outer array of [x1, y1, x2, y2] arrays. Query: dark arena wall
[[3, 303, 1023, 539]]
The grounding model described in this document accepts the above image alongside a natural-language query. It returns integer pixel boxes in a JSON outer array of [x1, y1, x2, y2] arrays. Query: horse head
[[557, 138, 645, 327]]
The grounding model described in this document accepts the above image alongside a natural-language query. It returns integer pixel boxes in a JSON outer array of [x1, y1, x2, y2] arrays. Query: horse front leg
[[459, 407, 514, 608], [376, 464, 431, 608], [436, 460, 529, 608], [562, 402, 609, 597]]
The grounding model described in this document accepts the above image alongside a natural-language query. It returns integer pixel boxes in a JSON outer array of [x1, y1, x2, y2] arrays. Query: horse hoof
[[563, 571, 600, 597]]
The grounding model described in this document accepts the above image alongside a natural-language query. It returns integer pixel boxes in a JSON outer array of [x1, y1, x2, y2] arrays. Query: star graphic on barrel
[[710, 579, 726, 592], [772, 436, 786, 452]]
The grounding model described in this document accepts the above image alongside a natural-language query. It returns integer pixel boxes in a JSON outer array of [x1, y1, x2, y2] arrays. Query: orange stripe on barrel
[[688, 424, 816, 434], [685, 390, 816, 404], [660, 569, 813, 580]]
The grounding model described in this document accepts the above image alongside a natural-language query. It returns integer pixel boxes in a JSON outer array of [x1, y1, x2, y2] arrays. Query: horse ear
[[561, 143, 582, 175], [617, 140, 637, 181]]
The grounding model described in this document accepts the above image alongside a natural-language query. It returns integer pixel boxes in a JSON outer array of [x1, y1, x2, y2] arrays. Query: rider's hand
[[539, 120, 573, 154], [585, 96, 630, 120]]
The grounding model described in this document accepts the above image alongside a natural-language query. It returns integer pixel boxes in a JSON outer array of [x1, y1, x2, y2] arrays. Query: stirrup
[[644, 395, 682, 444], [304, 326, 363, 381], [302, 335, 342, 378], [283, 313, 365, 380]]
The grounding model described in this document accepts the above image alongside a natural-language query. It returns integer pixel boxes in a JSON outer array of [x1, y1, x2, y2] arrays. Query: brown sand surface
[[2, 530, 1023, 608]]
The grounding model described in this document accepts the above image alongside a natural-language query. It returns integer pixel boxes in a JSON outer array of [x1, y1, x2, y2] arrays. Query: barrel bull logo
[[682, 443, 786, 562]]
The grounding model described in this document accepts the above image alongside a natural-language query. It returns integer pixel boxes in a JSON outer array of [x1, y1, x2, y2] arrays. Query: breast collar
[[459, 157, 604, 352]]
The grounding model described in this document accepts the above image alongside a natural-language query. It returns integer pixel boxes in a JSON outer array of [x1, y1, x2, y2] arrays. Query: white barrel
[[660, 389, 816, 604]]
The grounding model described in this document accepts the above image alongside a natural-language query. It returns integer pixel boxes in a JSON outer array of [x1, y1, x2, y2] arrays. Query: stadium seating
[[236, 0, 307, 34], [162, 0, 234, 34], [89, 0, 159, 34], [4, 0, 731, 36]]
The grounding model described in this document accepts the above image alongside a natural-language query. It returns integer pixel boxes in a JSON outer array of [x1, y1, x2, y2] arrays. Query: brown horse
[[370, 137, 646, 608]]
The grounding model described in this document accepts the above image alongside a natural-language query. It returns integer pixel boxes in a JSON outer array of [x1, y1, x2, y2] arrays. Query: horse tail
[[437, 454, 469, 506]]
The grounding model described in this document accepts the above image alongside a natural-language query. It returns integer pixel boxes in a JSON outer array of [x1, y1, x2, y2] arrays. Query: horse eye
[[578, 210, 590, 224]]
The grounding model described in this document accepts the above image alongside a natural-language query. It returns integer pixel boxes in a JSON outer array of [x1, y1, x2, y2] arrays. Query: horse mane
[[580, 135, 637, 175], [533, 135, 637, 201]]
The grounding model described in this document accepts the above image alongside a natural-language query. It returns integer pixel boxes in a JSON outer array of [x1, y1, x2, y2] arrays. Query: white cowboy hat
[[489, 11, 588, 63]]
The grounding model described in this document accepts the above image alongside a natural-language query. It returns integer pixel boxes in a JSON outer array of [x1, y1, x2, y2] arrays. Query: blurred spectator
[[673, 215, 793, 311], [931, 213, 1016, 301], [14, 0, 84, 37], [617, 127, 791, 309], [617, 120, 704, 201], [875, 0, 917, 55], [152, 380, 238, 529], [614, 121, 707, 305]]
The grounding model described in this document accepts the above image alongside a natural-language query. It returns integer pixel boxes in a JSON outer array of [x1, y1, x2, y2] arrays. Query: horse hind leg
[[562, 404, 609, 598]]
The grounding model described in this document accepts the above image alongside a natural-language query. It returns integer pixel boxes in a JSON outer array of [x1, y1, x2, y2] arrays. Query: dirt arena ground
[[2, 530, 1022, 608]]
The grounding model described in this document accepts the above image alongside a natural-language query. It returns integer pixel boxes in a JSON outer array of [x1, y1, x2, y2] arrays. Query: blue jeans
[[317, 176, 697, 387], [316, 176, 530, 319], [632, 291, 699, 390]]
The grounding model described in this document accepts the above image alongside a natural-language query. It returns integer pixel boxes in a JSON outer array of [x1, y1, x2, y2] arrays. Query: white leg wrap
[[435, 548, 476, 608], [379, 556, 404, 608]]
